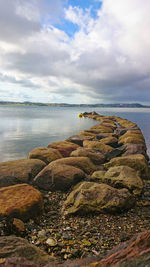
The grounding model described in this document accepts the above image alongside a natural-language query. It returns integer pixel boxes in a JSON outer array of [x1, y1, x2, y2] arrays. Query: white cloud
[[0, 0, 150, 103]]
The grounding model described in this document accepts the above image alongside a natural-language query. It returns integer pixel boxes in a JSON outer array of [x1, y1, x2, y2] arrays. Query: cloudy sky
[[0, 0, 150, 104]]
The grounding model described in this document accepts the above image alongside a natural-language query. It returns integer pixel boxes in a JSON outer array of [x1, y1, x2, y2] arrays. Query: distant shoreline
[[0, 101, 150, 108]]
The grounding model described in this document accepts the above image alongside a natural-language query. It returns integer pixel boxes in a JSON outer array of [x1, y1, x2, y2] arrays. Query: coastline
[[0, 112, 150, 266]]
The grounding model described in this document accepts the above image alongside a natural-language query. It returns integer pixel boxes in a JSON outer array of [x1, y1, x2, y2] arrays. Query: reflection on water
[[0, 106, 150, 162]]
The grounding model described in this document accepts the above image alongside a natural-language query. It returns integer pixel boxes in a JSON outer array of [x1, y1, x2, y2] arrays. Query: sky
[[0, 0, 150, 104]]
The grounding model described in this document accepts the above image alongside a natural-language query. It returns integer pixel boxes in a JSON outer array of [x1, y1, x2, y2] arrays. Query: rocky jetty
[[0, 112, 150, 266]]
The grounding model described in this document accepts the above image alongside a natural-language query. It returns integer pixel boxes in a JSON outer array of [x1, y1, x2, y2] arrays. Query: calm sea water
[[0, 106, 150, 162]]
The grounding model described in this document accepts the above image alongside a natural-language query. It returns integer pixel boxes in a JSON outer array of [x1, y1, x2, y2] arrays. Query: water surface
[[0, 106, 150, 162]]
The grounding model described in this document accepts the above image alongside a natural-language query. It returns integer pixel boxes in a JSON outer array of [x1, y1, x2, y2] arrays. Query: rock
[[83, 140, 114, 154], [28, 147, 62, 164], [104, 154, 149, 178], [70, 148, 105, 165], [90, 125, 114, 133], [66, 135, 94, 146], [92, 166, 143, 195], [33, 164, 85, 191], [0, 159, 46, 183], [63, 182, 135, 216], [0, 184, 43, 221], [98, 136, 118, 147], [47, 141, 80, 157], [78, 131, 96, 137], [7, 218, 25, 235], [0, 236, 52, 265], [122, 143, 148, 160], [96, 133, 117, 139], [115, 118, 137, 128], [45, 238, 57, 247], [49, 157, 97, 174], [0, 176, 21, 188], [105, 147, 125, 161], [86, 230, 150, 267]]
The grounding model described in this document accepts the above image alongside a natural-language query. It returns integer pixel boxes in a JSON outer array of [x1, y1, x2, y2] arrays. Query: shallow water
[[0, 106, 150, 162]]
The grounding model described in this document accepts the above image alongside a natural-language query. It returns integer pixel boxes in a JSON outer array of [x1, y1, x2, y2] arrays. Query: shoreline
[[0, 112, 150, 266]]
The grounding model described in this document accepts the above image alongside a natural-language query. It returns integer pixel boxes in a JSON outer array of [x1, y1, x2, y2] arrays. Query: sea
[[0, 105, 150, 162]]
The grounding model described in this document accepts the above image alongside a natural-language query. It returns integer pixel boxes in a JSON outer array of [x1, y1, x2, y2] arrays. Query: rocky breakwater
[[0, 111, 150, 266]]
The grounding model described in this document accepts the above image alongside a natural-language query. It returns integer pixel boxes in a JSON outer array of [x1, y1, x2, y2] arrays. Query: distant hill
[[0, 101, 149, 108]]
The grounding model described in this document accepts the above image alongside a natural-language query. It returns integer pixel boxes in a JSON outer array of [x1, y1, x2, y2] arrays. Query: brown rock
[[0, 184, 43, 221], [33, 164, 85, 191], [48, 141, 80, 157], [0, 257, 40, 267], [115, 118, 137, 128], [83, 140, 114, 154], [71, 148, 105, 165], [49, 157, 97, 174], [63, 182, 135, 216], [99, 136, 118, 147], [0, 159, 46, 183], [92, 166, 143, 195], [104, 154, 149, 178], [90, 124, 114, 133], [7, 218, 25, 235], [122, 143, 148, 159], [0, 236, 52, 265], [28, 147, 62, 164]]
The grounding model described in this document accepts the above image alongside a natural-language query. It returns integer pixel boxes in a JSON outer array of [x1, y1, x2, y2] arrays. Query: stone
[[104, 154, 149, 178], [83, 140, 114, 154], [0, 159, 46, 183], [0, 257, 40, 267], [86, 230, 150, 267], [78, 131, 96, 137], [90, 124, 114, 133], [115, 118, 137, 128], [66, 135, 94, 146], [105, 147, 125, 161], [0, 236, 52, 265], [34, 164, 85, 191], [0, 176, 21, 188], [70, 148, 105, 165], [45, 238, 57, 247], [7, 218, 25, 235], [47, 141, 80, 157], [0, 184, 43, 221], [98, 136, 118, 147], [49, 157, 97, 174], [92, 166, 143, 195], [28, 147, 62, 164], [122, 143, 148, 159], [63, 182, 135, 216]]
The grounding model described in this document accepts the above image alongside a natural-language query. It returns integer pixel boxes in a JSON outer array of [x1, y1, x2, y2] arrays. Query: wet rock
[[0, 236, 53, 265], [28, 147, 62, 164], [105, 154, 149, 178], [70, 148, 105, 165], [83, 141, 114, 154], [66, 135, 94, 146], [49, 157, 97, 174], [0, 184, 43, 221], [34, 164, 85, 191], [92, 166, 143, 195], [0, 159, 46, 183], [63, 182, 135, 216], [47, 141, 80, 157]]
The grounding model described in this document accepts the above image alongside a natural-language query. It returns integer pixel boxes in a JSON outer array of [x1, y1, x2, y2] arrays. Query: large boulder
[[122, 143, 148, 159], [0, 159, 46, 183], [33, 164, 85, 191], [66, 135, 94, 146], [0, 184, 43, 221], [90, 125, 114, 133], [47, 141, 80, 157], [85, 230, 150, 267], [98, 136, 118, 147], [0, 236, 52, 265], [28, 147, 62, 164], [71, 148, 105, 165], [115, 118, 137, 128], [83, 140, 114, 154], [49, 157, 97, 174], [63, 182, 135, 216], [92, 166, 143, 195], [104, 154, 149, 178]]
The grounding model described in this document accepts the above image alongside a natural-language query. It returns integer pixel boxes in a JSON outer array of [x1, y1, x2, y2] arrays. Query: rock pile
[[0, 111, 150, 266]]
